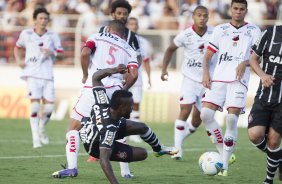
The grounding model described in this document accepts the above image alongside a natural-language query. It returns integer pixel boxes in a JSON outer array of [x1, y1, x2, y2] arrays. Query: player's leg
[[27, 78, 42, 148], [123, 120, 178, 156], [264, 127, 281, 184], [53, 88, 94, 178], [39, 80, 55, 144]]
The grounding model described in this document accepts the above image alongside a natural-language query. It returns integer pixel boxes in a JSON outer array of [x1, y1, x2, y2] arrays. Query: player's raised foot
[[52, 167, 78, 178], [171, 152, 182, 160], [122, 173, 134, 179], [228, 153, 236, 166], [217, 169, 228, 176], [86, 156, 98, 162], [155, 146, 178, 157]]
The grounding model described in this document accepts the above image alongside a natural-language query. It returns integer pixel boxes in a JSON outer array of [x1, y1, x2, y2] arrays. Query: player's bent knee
[[200, 107, 215, 123], [248, 128, 264, 144], [68, 118, 82, 131], [132, 147, 148, 161]]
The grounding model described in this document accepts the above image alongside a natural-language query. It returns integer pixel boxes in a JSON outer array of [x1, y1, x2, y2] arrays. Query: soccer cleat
[[171, 152, 182, 160], [228, 153, 236, 166], [52, 165, 78, 178], [217, 169, 228, 176], [39, 133, 49, 145], [33, 140, 42, 148], [86, 156, 98, 162], [122, 173, 134, 179], [154, 146, 179, 157]]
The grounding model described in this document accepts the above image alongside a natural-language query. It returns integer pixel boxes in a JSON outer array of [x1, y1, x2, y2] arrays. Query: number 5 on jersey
[[107, 46, 118, 65]]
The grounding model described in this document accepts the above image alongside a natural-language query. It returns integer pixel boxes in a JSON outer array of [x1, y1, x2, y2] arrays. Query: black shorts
[[83, 141, 134, 162], [248, 97, 282, 135]]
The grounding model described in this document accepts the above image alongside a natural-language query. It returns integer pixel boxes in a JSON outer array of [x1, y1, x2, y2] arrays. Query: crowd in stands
[[0, 0, 281, 64]]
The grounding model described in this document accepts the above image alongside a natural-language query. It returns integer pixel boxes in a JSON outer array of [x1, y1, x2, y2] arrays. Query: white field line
[[0, 147, 253, 160]]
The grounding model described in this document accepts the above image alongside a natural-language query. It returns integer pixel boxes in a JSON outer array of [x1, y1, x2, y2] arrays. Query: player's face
[[192, 9, 208, 28], [230, 3, 247, 22], [35, 13, 49, 29], [111, 7, 129, 24], [127, 19, 138, 33]]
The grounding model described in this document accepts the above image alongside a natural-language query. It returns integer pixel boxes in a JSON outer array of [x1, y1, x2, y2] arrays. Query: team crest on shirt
[[198, 44, 205, 54], [116, 151, 127, 160], [232, 35, 239, 46]]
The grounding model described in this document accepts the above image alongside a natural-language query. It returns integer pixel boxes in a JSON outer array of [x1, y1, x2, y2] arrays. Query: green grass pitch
[[0, 118, 278, 184]]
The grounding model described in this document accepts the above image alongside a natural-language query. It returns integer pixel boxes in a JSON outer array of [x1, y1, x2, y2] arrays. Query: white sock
[[222, 114, 238, 170], [117, 137, 131, 175], [39, 104, 54, 135], [30, 102, 41, 147], [185, 120, 197, 137], [174, 119, 187, 156], [200, 107, 223, 155], [66, 130, 80, 169]]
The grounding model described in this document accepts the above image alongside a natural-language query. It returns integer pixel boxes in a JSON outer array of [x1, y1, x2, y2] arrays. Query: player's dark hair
[[110, 90, 132, 110], [128, 17, 138, 22], [111, 0, 132, 14], [231, 0, 248, 8], [193, 5, 208, 15], [33, 7, 49, 20], [108, 20, 126, 36]]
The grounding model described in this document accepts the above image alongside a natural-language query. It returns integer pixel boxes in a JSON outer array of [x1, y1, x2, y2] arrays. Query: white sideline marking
[[0, 147, 252, 160]]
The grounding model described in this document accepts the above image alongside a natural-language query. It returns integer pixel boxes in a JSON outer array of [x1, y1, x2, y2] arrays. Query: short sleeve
[[207, 26, 220, 53], [53, 33, 63, 53], [252, 28, 270, 57], [16, 31, 26, 48], [127, 48, 139, 69], [173, 31, 186, 48]]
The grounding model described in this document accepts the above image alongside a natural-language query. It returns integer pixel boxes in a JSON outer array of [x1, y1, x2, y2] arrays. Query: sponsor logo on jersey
[[198, 44, 205, 54], [232, 35, 239, 47], [186, 59, 202, 67], [103, 130, 115, 146], [219, 52, 233, 64], [269, 55, 282, 64], [27, 57, 38, 63]]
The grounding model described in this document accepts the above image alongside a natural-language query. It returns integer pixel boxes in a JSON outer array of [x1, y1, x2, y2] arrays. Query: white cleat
[[171, 152, 182, 160], [33, 141, 42, 148]]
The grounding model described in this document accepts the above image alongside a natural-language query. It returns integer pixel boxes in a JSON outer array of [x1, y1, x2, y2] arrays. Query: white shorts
[[180, 76, 205, 110], [71, 85, 122, 121], [202, 81, 247, 113], [129, 85, 143, 103], [26, 77, 55, 102]]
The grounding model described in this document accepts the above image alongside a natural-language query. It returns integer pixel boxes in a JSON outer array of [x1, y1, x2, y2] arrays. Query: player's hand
[[18, 62, 25, 69], [115, 64, 128, 74], [41, 48, 53, 57], [161, 71, 168, 81], [82, 74, 88, 84], [260, 73, 275, 88], [202, 73, 211, 89], [236, 62, 247, 80]]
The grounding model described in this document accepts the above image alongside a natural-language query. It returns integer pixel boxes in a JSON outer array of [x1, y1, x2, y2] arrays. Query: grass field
[[0, 118, 278, 184]]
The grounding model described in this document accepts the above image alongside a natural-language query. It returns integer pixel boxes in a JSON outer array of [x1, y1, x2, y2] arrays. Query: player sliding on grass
[[53, 65, 178, 184]]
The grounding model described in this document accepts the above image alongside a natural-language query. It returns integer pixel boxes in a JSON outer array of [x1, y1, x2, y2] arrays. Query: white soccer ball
[[199, 151, 223, 176]]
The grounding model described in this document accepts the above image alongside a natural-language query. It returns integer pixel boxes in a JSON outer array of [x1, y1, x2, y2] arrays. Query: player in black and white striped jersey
[[248, 25, 282, 184]]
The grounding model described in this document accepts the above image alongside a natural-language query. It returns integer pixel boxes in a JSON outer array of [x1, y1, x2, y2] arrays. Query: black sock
[[254, 137, 267, 152], [264, 147, 281, 184], [140, 128, 161, 152]]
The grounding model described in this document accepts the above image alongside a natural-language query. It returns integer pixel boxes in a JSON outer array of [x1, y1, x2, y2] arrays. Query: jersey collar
[[192, 25, 207, 37], [229, 22, 248, 29]]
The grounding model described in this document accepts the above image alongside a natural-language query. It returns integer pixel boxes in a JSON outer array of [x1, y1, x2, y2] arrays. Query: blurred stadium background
[[0, 0, 282, 125]]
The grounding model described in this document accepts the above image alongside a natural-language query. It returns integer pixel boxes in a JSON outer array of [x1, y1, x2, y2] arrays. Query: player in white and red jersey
[[201, 0, 261, 176], [161, 6, 215, 160], [126, 17, 152, 143], [14, 7, 63, 149], [52, 20, 138, 179]]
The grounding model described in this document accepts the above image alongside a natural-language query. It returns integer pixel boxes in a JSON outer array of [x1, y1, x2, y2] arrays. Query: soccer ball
[[199, 151, 223, 176]]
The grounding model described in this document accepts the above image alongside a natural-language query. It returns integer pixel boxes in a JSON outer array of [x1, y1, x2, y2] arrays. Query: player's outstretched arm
[[250, 52, 274, 87], [161, 43, 178, 81], [99, 148, 119, 184], [92, 64, 128, 87]]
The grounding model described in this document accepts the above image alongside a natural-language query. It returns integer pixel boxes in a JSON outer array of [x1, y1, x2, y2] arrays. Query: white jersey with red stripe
[[208, 23, 261, 86], [84, 32, 138, 88], [16, 29, 63, 81], [174, 25, 215, 82], [134, 35, 151, 86]]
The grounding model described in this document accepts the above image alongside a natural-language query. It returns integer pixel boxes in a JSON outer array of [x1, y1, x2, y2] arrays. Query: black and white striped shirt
[[252, 25, 282, 104]]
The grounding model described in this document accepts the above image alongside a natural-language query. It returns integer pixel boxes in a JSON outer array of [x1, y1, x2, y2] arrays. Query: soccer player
[[76, 65, 178, 184], [14, 7, 63, 148], [248, 25, 282, 184], [201, 0, 261, 176], [160, 6, 214, 159], [126, 17, 152, 143], [98, 0, 142, 178], [52, 20, 138, 178]]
